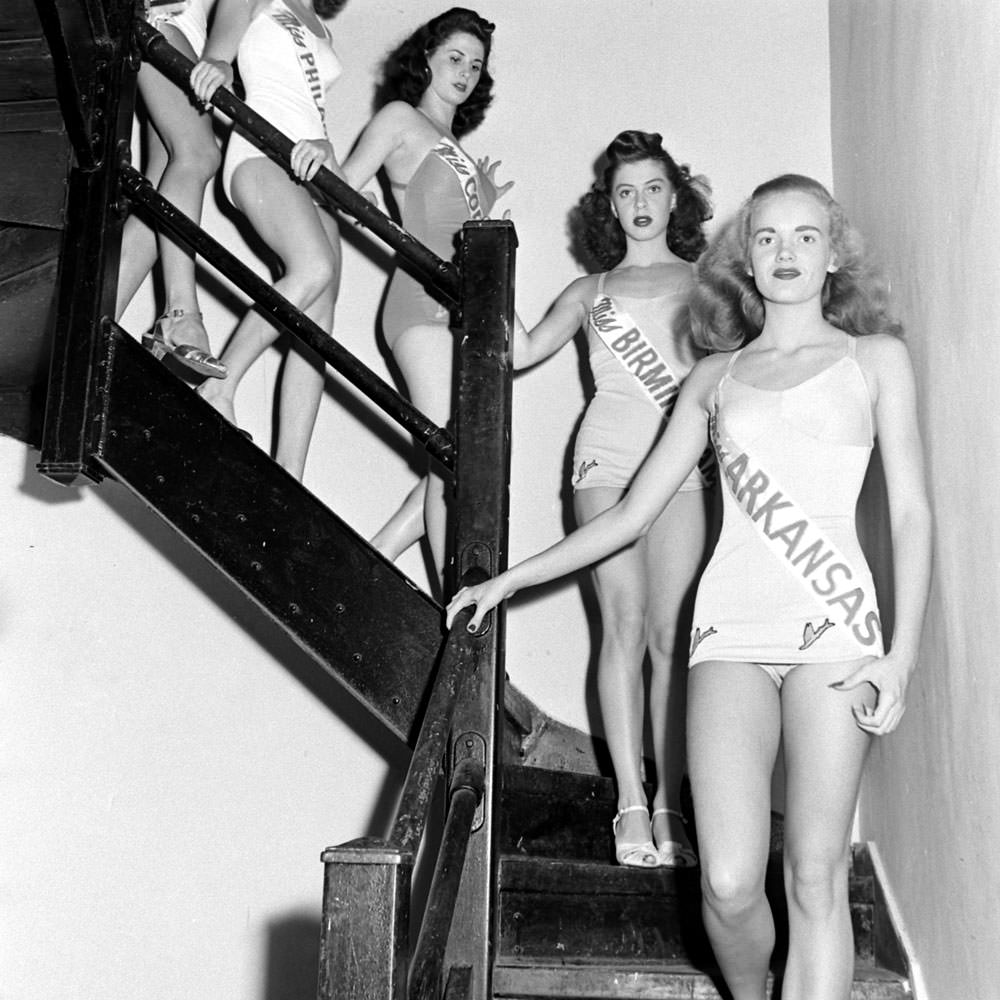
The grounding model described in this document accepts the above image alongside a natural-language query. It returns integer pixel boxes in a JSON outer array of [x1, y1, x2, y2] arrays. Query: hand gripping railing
[[128, 19, 460, 470]]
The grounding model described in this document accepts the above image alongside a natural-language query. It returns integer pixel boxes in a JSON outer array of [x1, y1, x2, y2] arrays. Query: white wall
[[829, 3, 1000, 996], [2, 2, 832, 997]]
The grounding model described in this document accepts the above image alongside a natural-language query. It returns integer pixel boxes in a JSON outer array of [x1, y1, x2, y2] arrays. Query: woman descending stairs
[[493, 762, 912, 999]]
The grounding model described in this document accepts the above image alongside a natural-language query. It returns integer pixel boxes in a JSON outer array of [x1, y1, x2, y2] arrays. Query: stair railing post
[[36, 0, 137, 485], [444, 219, 516, 998]]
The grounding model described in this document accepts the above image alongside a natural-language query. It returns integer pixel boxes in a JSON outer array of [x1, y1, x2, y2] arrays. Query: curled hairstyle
[[374, 7, 495, 138], [690, 174, 902, 351], [314, 0, 348, 17], [575, 130, 713, 271]]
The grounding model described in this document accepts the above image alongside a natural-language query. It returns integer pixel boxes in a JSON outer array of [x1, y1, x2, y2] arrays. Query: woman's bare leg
[[200, 157, 340, 476], [575, 485, 655, 858], [643, 488, 707, 861], [779, 660, 875, 1000], [371, 478, 427, 560], [390, 325, 455, 584], [688, 660, 780, 1000], [124, 24, 220, 352]]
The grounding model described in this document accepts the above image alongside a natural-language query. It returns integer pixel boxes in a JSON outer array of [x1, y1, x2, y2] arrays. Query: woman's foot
[[144, 308, 227, 379], [651, 807, 698, 868], [612, 805, 659, 868], [197, 381, 237, 425]]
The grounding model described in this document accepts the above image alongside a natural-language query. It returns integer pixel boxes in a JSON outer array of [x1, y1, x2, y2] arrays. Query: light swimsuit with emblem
[[222, 0, 342, 202], [382, 129, 497, 350], [688, 335, 884, 681], [572, 267, 710, 493], [145, 0, 211, 54]]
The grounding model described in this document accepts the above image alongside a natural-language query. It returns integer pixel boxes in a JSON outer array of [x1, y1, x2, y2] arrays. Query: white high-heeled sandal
[[612, 805, 659, 868], [143, 308, 227, 379], [651, 807, 698, 868]]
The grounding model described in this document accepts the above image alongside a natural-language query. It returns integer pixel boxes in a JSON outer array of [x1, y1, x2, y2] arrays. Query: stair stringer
[[92, 323, 446, 745]]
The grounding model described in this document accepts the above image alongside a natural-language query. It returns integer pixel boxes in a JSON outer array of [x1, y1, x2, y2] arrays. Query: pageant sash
[[270, 5, 328, 138], [710, 408, 882, 651], [589, 293, 714, 486], [432, 137, 487, 221]]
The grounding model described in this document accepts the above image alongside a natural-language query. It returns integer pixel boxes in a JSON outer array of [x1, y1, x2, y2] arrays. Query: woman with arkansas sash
[[448, 175, 932, 1000], [341, 8, 512, 586], [190, 0, 349, 480]]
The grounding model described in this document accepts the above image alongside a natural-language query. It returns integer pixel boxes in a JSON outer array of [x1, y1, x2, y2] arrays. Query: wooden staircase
[[7, 2, 919, 996], [494, 763, 912, 999]]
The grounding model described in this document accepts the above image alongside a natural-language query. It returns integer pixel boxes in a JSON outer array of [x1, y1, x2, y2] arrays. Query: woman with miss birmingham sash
[[448, 175, 932, 1000], [507, 130, 715, 871], [341, 8, 512, 587], [190, 0, 349, 480]]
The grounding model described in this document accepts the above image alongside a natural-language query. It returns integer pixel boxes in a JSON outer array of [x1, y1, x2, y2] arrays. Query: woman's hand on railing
[[289, 138, 336, 182], [445, 570, 517, 632], [189, 58, 234, 106]]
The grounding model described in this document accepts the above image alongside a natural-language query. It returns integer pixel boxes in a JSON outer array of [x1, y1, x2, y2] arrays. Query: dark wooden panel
[[0, 0, 45, 41], [0, 130, 71, 227], [0, 224, 63, 280], [0, 386, 44, 445], [0, 39, 56, 102], [0, 99, 65, 133], [0, 252, 59, 390]]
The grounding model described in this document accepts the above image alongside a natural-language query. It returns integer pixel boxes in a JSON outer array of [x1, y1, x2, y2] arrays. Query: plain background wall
[[829, 2, 1000, 996], [2, 2, 833, 997]]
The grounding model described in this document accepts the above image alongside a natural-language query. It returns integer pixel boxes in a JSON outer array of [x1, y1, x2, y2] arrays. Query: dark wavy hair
[[690, 174, 902, 352], [573, 130, 713, 271], [314, 0, 348, 17], [373, 8, 495, 138]]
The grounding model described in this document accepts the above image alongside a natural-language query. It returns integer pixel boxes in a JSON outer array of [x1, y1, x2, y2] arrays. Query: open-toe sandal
[[612, 805, 659, 868], [143, 308, 227, 380], [651, 807, 698, 869]]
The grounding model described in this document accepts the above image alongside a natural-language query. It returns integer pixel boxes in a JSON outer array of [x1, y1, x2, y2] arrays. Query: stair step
[[493, 959, 910, 999], [501, 764, 781, 863], [499, 851, 878, 968]]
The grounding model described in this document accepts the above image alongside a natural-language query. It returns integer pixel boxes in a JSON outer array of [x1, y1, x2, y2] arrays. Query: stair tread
[[494, 959, 908, 999], [499, 852, 873, 902]]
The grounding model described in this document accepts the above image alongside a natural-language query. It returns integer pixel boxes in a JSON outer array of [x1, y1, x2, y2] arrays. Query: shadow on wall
[[263, 912, 322, 1000]]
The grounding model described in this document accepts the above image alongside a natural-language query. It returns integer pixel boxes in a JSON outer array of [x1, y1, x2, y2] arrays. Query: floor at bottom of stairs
[[493, 958, 910, 999]]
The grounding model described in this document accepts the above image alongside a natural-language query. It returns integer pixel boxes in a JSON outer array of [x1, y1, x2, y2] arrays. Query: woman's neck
[[758, 301, 837, 350], [619, 239, 684, 270], [418, 94, 456, 135]]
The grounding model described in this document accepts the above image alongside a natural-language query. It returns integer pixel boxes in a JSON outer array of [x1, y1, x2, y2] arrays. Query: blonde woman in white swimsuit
[[448, 175, 932, 1000]]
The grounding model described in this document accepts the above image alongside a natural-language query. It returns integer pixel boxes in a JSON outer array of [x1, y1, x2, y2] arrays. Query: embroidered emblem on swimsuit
[[690, 626, 718, 657], [799, 618, 835, 651], [575, 459, 598, 482]]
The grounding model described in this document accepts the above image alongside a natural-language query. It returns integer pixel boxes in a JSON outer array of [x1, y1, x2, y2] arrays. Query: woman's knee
[[646, 621, 681, 664], [287, 251, 341, 306], [700, 860, 765, 920], [599, 603, 648, 653], [164, 128, 222, 183], [785, 851, 849, 921]]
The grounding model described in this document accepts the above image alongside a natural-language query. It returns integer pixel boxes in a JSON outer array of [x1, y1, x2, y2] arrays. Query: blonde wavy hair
[[690, 174, 901, 352]]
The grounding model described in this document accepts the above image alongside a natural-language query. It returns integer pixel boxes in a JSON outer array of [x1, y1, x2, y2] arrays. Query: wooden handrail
[[118, 163, 457, 471], [407, 758, 485, 1000], [132, 19, 461, 307]]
